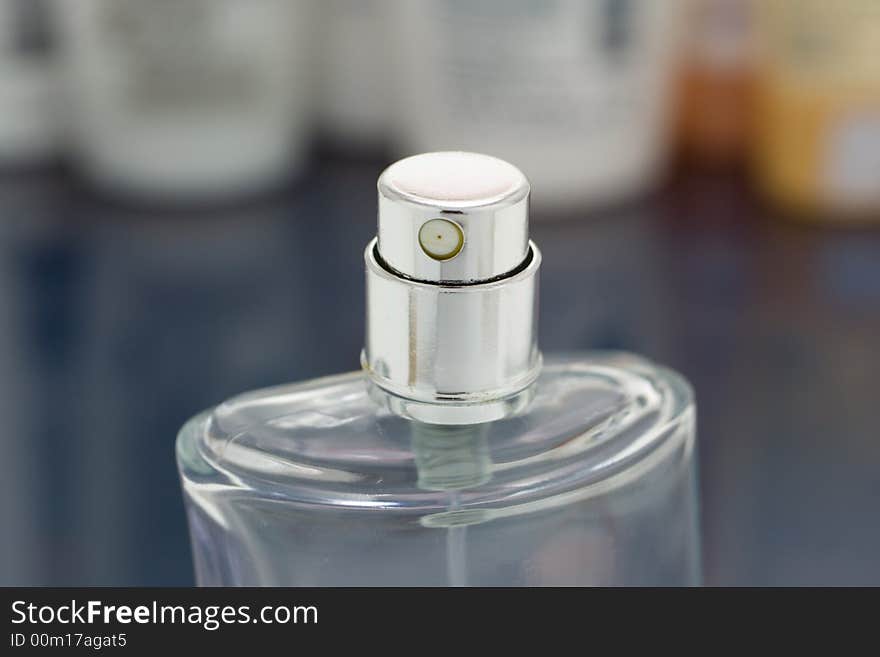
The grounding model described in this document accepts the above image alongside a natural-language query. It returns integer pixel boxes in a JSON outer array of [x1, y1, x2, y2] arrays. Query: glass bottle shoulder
[[177, 352, 694, 521]]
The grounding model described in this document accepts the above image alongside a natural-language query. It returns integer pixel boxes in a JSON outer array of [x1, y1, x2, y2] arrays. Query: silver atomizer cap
[[363, 152, 541, 424]]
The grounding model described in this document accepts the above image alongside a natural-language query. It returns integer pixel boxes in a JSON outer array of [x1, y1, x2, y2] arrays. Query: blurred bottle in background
[[754, 1, 880, 221], [390, 0, 682, 213], [0, 0, 59, 166], [53, 0, 312, 204], [316, 0, 391, 153], [676, 0, 755, 167]]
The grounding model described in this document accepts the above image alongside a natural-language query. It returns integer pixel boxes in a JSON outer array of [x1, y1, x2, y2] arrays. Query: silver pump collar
[[363, 152, 541, 424]]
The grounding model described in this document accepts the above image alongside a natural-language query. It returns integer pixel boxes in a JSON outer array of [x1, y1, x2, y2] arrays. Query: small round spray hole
[[418, 218, 464, 261]]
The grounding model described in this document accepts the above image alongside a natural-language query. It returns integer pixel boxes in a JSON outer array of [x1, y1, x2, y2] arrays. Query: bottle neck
[[410, 422, 492, 491], [366, 376, 538, 425]]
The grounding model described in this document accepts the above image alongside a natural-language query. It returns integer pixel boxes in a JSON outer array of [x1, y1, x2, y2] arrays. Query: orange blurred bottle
[[754, 0, 880, 221], [677, 0, 756, 167]]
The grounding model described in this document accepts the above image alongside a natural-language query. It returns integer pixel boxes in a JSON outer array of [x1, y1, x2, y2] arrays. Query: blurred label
[[762, 0, 880, 85], [101, 0, 264, 112], [755, 0, 880, 215], [426, 0, 673, 135], [601, 0, 634, 57], [0, 0, 52, 57]]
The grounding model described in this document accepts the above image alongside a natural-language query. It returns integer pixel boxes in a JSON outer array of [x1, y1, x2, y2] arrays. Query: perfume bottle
[[753, 0, 880, 221], [177, 152, 700, 586], [676, 0, 756, 167], [52, 0, 312, 203]]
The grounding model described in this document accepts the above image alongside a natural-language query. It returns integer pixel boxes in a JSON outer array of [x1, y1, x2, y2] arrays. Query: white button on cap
[[386, 151, 525, 205]]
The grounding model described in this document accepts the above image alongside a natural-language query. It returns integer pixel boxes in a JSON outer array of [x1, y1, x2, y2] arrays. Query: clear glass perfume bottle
[[177, 152, 700, 586]]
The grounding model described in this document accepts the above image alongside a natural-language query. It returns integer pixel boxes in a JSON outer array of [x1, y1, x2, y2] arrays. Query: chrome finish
[[364, 152, 541, 425], [377, 152, 529, 283], [363, 239, 541, 423]]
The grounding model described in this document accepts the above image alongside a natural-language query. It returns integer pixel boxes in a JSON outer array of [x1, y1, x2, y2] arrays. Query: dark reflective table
[[1, 155, 878, 585]]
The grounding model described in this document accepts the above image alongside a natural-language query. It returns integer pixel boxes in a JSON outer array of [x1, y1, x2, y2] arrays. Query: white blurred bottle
[[0, 0, 58, 165], [391, 0, 681, 212], [53, 0, 312, 203], [317, 0, 391, 151]]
